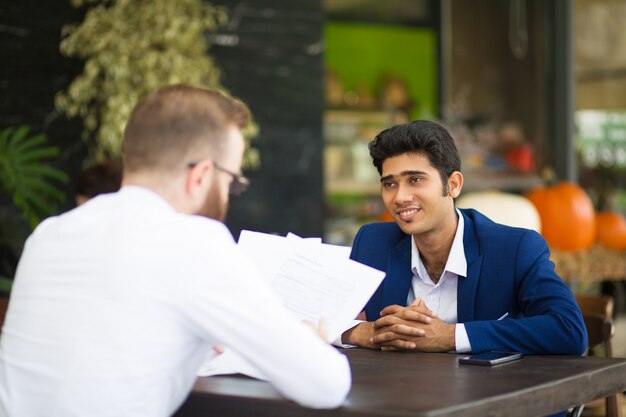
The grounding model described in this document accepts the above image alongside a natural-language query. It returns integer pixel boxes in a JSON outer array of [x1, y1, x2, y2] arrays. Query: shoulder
[[171, 214, 235, 247], [354, 221, 407, 245], [351, 221, 408, 264]]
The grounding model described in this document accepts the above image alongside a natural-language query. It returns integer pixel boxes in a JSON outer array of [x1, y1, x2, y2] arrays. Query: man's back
[[0, 186, 350, 416]]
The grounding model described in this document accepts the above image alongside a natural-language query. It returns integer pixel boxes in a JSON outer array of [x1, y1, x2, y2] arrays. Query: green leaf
[[0, 126, 67, 229], [12, 133, 48, 154], [18, 187, 56, 217], [13, 147, 60, 163], [21, 177, 66, 202], [0, 276, 12, 294], [7, 126, 30, 147], [54, 0, 262, 167], [21, 166, 69, 183]]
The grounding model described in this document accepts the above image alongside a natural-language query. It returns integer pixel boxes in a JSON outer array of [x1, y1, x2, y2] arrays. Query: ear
[[447, 171, 464, 198], [185, 160, 213, 197]]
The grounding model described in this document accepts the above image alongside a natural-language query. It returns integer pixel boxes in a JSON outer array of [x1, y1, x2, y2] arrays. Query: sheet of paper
[[270, 244, 383, 340], [200, 230, 385, 379], [237, 230, 295, 284]]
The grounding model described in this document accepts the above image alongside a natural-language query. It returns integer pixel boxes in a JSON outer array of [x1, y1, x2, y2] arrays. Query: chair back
[[575, 294, 622, 417]]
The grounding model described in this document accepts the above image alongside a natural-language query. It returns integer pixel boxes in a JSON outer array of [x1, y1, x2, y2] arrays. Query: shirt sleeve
[[463, 230, 587, 355], [332, 319, 364, 348], [455, 323, 472, 353], [182, 225, 351, 409]]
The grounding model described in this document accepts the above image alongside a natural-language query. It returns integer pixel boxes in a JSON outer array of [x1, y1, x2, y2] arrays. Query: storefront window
[[574, 0, 626, 214]]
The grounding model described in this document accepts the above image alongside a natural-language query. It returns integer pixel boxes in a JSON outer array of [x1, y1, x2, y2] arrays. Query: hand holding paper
[[198, 230, 385, 379]]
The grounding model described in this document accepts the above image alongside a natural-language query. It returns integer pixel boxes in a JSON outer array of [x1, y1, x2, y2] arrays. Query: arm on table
[[188, 229, 351, 409], [465, 232, 587, 355]]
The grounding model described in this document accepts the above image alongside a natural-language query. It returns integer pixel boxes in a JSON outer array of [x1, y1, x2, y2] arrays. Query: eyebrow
[[380, 170, 429, 183]]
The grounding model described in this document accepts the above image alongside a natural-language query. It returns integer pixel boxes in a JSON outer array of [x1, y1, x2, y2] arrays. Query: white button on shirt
[[407, 209, 471, 352]]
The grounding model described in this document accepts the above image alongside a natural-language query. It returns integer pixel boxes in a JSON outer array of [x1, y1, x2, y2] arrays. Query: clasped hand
[[370, 298, 455, 352]]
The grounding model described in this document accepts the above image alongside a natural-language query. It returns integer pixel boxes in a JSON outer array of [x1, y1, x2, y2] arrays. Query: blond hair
[[122, 85, 250, 174]]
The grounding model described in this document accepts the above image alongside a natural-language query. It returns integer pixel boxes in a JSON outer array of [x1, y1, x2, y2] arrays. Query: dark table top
[[175, 348, 626, 417]]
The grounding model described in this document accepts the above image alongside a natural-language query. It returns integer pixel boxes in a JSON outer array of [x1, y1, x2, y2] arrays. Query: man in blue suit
[[340, 120, 587, 356]]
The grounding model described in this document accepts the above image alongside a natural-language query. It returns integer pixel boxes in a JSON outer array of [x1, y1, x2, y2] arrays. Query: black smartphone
[[458, 351, 523, 366]]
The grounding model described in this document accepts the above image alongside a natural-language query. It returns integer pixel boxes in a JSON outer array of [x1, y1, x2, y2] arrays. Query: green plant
[[0, 126, 68, 229], [0, 276, 12, 293], [55, 0, 259, 168]]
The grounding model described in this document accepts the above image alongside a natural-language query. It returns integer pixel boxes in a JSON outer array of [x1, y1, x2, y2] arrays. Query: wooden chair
[[569, 294, 623, 417]]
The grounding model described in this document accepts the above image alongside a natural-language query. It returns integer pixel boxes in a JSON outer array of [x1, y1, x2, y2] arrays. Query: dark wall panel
[[0, 0, 325, 243], [209, 0, 325, 238], [0, 1, 87, 184]]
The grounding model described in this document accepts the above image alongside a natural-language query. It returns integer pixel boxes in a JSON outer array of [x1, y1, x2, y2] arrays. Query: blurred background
[[1, 0, 625, 313]]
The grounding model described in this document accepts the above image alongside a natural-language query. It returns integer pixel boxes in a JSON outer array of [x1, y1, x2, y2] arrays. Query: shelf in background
[[462, 172, 543, 193]]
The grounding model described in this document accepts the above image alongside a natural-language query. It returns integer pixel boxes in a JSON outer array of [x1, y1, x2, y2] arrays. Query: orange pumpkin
[[378, 210, 394, 222], [526, 181, 596, 251], [595, 211, 626, 251]]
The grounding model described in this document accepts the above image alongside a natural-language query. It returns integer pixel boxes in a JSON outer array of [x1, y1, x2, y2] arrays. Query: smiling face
[[380, 152, 463, 238]]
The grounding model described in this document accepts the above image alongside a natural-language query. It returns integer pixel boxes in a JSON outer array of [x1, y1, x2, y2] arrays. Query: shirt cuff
[[332, 319, 364, 348], [455, 323, 472, 353]]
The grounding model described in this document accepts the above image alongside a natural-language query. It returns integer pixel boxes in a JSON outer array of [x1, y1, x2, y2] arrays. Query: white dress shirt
[[0, 186, 350, 417], [407, 209, 471, 352], [337, 210, 471, 352]]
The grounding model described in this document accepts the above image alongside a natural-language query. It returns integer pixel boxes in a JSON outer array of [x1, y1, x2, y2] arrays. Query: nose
[[393, 183, 415, 205]]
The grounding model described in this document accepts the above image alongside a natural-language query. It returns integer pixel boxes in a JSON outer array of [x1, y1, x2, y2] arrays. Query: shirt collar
[[411, 208, 467, 280], [118, 185, 177, 213]]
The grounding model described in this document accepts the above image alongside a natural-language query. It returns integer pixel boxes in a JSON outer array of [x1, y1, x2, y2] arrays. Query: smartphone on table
[[458, 351, 523, 366]]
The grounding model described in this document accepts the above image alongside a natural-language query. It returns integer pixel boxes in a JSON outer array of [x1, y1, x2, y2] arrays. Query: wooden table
[[174, 348, 626, 417]]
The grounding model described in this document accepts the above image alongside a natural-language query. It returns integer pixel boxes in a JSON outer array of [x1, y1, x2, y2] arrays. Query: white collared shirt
[[0, 186, 350, 417], [407, 209, 471, 352]]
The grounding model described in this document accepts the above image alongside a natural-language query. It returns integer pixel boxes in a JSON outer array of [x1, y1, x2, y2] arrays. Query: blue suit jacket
[[350, 209, 587, 355]]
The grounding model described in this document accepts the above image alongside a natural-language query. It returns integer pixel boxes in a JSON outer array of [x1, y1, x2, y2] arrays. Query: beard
[[198, 183, 229, 222]]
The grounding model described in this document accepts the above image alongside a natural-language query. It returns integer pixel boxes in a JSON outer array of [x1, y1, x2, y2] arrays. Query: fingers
[[407, 304, 438, 318], [381, 344, 409, 351], [212, 345, 225, 354], [380, 304, 404, 316], [374, 311, 432, 328], [380, 299, 437, 319], [317, 318, 329, 342], [373, 330, 419, 350], [302, 318, 329, 342], [380, 345, 398, 352], [373, 323, 425, 339], [409, 297, 424, 307], [401, 309, 434, 323]]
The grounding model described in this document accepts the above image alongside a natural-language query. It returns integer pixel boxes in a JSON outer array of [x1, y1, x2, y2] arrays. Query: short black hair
[[368, 120, 461, 190]]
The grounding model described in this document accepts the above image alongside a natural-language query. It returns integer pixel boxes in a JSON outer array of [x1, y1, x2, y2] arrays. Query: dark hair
[[368, 120, 461, 190], [75, 158, 122, 199], [122, 85, 251, 174]]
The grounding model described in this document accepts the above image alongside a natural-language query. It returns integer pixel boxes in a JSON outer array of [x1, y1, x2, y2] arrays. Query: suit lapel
[[457, 210, 483, 322], [381, 234, 413, 311]]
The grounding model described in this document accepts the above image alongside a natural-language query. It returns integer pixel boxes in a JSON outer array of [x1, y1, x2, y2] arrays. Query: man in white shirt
[[0, 85, 351, 417]]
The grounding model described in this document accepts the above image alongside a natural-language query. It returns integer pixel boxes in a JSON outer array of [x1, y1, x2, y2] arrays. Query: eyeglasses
[[187, 160, 249, 196]]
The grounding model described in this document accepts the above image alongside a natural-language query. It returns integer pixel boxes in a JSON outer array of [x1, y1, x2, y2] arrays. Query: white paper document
[[198, 230, 385, 379], [237, 230, 383, 340]]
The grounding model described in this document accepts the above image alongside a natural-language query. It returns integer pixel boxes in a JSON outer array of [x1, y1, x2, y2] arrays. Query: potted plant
[[55, 0, 259, 167]]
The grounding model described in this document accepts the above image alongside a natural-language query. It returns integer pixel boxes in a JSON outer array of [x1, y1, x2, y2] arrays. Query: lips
[[396, 207, 421, 221]]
